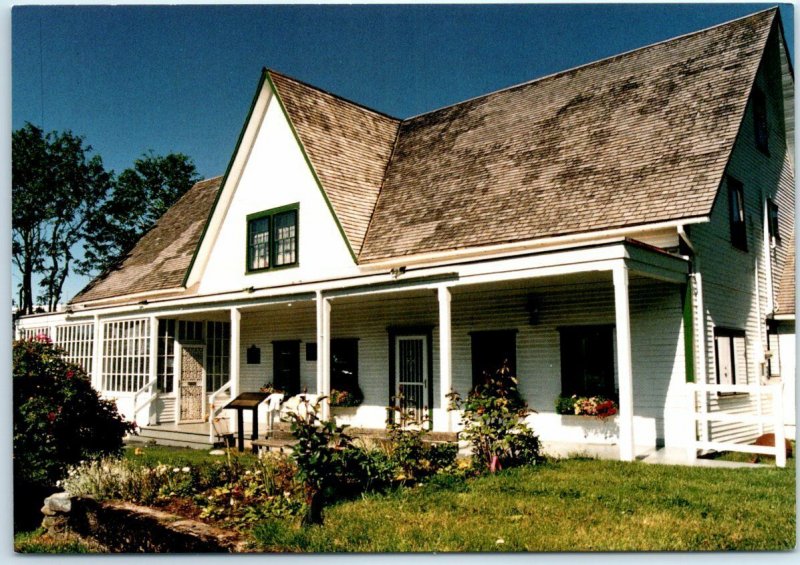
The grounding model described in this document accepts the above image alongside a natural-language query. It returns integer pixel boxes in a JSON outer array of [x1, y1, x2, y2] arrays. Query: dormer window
[[247, 204, 299, 273], [753, 87, 769, 154]]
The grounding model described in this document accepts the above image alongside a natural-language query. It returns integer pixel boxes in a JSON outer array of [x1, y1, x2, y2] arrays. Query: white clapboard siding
[[236, 276, 686, 445], [690, 46, 793, 447]]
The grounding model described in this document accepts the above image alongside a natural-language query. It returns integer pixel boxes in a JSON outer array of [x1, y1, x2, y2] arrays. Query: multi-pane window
[[767, 199, 780, 243], [55, 323, 94, 374], [205, 321, 230, 392], [247, 205, 298, 272], [178, 320, 204, 342], [728, 177, 747, 251], [18, 326, 51, 340], [714, 328, 748, 389], [753, 87, 769, 154], [331, 338, 359, 392], [248, 217, 270, 270], [157, 319, 176, 393], [102, 319, 150, 393]]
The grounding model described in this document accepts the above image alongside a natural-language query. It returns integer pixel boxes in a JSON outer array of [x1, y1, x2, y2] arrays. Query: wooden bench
[[251, 438, 298, 453]]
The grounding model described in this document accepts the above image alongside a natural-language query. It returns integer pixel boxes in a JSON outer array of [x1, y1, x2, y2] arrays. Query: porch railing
[[687, 381, 786, 467], [132, 379, 158, 427], [208, 381, 233, 442]]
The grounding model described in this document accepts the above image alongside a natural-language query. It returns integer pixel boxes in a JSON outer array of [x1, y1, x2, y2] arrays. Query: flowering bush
[[329, 387, 363, 407], [555, 394, 618, 419], [13, 338, 135, 489], [448, 362, 541, 472]]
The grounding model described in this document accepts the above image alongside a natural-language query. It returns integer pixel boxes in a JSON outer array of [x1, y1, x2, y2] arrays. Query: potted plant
[[555, 394, 618, 419], [329, 386, 364, 424]]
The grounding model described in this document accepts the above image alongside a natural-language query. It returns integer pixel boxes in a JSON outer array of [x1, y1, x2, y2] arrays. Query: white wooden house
[[17, 9, 795, 462]]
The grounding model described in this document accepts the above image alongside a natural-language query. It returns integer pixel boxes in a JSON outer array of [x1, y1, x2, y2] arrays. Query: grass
[[253, 458, 796, 552], [14, 528, 99, 553], [123, 443, 259, 467]]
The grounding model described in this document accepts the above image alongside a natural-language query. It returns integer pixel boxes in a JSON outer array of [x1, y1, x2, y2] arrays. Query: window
[[753, 87, 769, 154], [205, 321, 230, 392], [331, 338, 359, 393], [728, 177, 747, 251], [247, 205, 298, 272], [767, 199, 780, 243], [559, 325, 616, 398], [471, 330, 517, 388], [178, 320, 203, 342], [714, 328, 747, 388], [157, 319, 176, 393], [55, 323, 94, 374], [102, 319, 150, 393]]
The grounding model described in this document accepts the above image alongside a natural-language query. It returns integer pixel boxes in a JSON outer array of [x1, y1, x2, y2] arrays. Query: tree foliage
[[81, 152, 201, 274], [13, 336, 135, 489], [12, 123, 111, 313]]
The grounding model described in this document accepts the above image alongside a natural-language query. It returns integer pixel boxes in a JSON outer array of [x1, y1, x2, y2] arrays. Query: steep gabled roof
[[268, 70, 401, 256], [359, 8, 778, 261], [71, 177, 222, 304]]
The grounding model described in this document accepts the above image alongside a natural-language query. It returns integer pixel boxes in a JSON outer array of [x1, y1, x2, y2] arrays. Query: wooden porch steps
[[131, 425, 217, 449]]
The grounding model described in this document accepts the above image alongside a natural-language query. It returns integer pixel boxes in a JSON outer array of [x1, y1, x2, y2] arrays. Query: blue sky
[[9, 2, 795, 304]]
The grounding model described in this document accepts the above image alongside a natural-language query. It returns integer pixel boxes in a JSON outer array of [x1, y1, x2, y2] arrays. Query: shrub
[[283, 397, 349, 525], [448, 362, 541, 472], [13, 338, 135, 490], [384, 409, 458, 480]]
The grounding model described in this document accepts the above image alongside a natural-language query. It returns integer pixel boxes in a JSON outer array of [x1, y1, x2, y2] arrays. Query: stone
[[44, 491, 72, 513]]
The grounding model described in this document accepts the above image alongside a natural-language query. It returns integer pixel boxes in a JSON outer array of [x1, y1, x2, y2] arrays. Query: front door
[[273, 340, 301, 396], [395, 335, 428, 423], [180, 345, 205, 422]]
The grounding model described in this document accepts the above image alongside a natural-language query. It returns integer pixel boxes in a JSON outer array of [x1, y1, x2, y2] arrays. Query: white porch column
[[613, 264, 635, 462], [145, 315, 158, 426], [91, 315, 103, 392], [438, 285, 453, 432], [316, 291, 331, 420], [230, 307, 241, 432]]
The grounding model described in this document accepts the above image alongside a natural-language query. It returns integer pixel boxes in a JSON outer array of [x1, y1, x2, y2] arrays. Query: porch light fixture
[[390, 266, 406, 279], [244, 286, 255, 294]]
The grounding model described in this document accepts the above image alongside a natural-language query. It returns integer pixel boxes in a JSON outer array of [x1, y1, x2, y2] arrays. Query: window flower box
[[555, 394, 618, 419]]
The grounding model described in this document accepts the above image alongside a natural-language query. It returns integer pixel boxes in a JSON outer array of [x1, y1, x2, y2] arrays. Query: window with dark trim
[[559, 325, 616, 398], [714, 328, 747, 389], [331, 338, 359, 394], [728, 177, 747, 251], [157, 319, 176, 393], [247, 204, 298, 272], [753, 86, 769, 154], [470, 330, 517, 388], [767, 199, 780, 243]]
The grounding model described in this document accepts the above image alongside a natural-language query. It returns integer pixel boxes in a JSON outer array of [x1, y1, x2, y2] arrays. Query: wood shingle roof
[[71, 177, 222, 304], [70, 9, 785, 304], [358, 8, 777, 261]]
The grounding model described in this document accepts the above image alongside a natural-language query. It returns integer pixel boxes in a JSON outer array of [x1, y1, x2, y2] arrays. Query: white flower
[[172, 468, 180, 473], [181, 467, 190, 473], [496, 538, 505, 545]]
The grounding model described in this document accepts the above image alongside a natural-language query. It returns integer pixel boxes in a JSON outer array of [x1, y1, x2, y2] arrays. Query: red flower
[[66, 370, 74, 380], [47, 411, 56, 422]]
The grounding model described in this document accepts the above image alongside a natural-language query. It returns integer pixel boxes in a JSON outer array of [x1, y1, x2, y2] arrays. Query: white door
[[179, 345, 206, 422], [395, 335, 428, 422]]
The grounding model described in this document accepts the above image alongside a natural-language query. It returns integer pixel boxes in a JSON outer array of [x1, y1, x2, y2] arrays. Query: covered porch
[[131, 240, 690, 461]]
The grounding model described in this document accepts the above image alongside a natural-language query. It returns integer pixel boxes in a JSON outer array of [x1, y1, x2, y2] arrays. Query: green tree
[[12, 123, 111, 314], [81, 152, 201, 274]]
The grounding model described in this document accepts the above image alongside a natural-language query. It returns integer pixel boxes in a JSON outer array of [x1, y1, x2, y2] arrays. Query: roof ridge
[[267, 69, 401, 123], [401, 7, 778, 122]]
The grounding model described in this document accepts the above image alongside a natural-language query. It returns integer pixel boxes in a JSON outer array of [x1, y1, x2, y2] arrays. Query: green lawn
[[254, 458, 796, 552]]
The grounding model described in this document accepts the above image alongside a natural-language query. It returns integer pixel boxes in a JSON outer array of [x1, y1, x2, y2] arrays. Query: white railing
[[132, 379, 158, 427], [208, 381, 233, 442], [687, 382, 786, 467]]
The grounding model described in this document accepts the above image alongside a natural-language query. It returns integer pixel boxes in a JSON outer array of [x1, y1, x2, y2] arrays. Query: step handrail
[[132, 379, 158, 425], [208, 380, 233, 442]]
